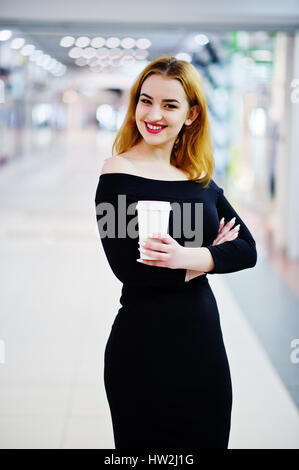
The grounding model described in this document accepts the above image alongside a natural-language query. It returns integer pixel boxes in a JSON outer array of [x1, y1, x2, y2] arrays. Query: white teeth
[[146, 123, 165, 130]]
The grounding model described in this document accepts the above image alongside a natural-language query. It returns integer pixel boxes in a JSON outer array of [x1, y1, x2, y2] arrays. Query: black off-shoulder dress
[[94, 173, 257, 450]]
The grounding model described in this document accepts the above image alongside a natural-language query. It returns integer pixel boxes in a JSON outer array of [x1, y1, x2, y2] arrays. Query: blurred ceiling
[[1, 0, 299, 27], [0, 0, 298, 72]]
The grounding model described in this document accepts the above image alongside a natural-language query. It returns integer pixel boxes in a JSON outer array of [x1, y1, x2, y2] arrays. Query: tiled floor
[[0, 129, 298, 449]]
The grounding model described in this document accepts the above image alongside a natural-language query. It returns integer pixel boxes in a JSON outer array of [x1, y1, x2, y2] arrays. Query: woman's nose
[[147, 107, 163, 121]]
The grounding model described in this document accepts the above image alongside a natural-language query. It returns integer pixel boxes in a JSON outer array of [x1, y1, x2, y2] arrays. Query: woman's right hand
[[185, 218, 240, 282], [211, 217, 240, 246]]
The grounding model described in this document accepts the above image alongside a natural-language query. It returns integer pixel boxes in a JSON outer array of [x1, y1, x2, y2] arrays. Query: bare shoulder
[[100, 154, 136, 175]]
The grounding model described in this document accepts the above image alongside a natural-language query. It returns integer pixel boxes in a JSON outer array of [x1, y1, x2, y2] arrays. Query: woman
[[95, 56, 257, 449]]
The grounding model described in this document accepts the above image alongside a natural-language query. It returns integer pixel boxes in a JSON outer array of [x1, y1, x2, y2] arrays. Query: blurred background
[[0, 0, 299, 449]]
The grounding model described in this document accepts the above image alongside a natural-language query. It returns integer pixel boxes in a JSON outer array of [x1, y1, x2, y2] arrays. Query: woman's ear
[[185, 104, 201, 126]]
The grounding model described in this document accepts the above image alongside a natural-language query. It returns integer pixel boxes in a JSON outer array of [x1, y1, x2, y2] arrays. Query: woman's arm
[[95, 181, 187, 288], [185, 216, 240, 281], [204, 187, 257, 274], [137, 182, 257, 276], [95, 159, 189, 288]]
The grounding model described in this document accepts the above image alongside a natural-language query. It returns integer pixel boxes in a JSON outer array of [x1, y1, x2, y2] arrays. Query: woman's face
[[135, 74, 198, 148]]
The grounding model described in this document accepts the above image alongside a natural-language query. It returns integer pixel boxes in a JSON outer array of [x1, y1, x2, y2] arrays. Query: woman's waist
[[120, 275, 210, 306]]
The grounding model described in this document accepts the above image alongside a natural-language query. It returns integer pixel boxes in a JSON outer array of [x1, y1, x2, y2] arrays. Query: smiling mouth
[[144, 122, 167, 133]]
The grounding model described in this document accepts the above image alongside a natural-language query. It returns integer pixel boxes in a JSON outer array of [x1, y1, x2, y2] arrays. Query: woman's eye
[[140, 99, 176, 109]]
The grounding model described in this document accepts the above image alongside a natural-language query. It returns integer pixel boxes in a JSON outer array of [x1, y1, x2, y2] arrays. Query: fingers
[[137, 259, 167, 267], [139, 250, 169, 261], [138, 237, 171, 261], [218, 217, 225, 232], [214, 224, 240, 245], [216, 230, 238, 244], [224, 232, 239, 241], [149, 232, 171, 243], [138, 247, 169, 260], [138, 238, 169, 253], [138, 232, 171, 251], [216, 217, 236, 240], [219, 217, 236, 236], [137, 233, 172, 263], [219, 231, 238, 243]]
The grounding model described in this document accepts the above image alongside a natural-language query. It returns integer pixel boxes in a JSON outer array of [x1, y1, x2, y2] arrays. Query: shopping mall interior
[[0, 0, 299, 450]]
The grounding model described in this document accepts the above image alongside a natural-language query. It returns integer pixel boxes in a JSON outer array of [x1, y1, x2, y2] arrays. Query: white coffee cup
[[136, 200, 172, 260]]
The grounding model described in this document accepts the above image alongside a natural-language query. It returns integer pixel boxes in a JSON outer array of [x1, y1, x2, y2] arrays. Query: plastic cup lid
[[136, 200, 172, 211]]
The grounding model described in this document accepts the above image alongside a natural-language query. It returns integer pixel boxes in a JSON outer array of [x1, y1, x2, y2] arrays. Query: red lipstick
[[144, 122, 167, 134]]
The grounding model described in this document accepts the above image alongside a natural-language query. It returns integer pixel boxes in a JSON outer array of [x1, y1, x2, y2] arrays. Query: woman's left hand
[[137, 233, 185, 269]]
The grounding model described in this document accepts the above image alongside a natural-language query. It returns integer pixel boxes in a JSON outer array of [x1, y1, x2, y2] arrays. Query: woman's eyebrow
[[140, 93, 180, 104]]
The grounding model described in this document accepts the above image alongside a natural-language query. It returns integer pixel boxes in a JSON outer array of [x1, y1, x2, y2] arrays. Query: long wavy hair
[[112, 56, 215, 187]]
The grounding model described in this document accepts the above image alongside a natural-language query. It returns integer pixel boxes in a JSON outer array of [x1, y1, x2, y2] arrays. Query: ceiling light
[[96, 47, 108, 58], [53, 64, 65, 74], [10, 38, 25, 49], [121, 37, 135, 49], [29, 50, 43, 61], [82, 47, 96, 59], [89, 59, 101, 68], [195, 34, 209, 46], [60, 36, 75, 47], [106, 37, 120, 48], [39, 55, 52, 67], [75, 57, 88, 66], [21, 44, 36, 56], [109, 48, 122, 59], [175, 52, 192, 62], [90, 37, 105, 48], [44, 59, 57, 70], [135, 49, 148, 60], [75, 36, 90, 48], [69, 47, 83, 58], [0, 30, 12, 41], [136, 38, 151, 49], [121, 55, 135, 65], [123, 49, 135, 56]]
